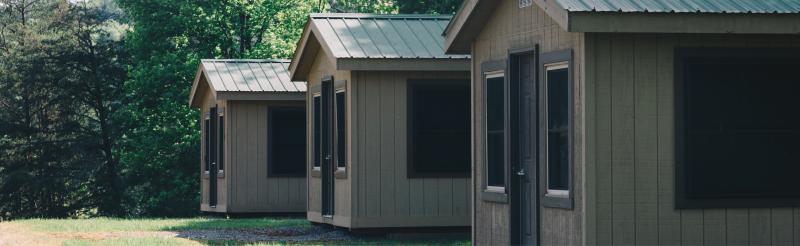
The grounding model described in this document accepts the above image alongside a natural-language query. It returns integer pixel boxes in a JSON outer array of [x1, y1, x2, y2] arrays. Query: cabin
[[444, 0, 800, 245], [189, 59, 308, 214], [289, 13, 472, 229]]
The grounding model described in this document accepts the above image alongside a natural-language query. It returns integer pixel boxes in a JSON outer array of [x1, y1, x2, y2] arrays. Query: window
[[485, 73, 505, 189], [218, 114, 224, 171], [407, 79, 471, 178], [545, 63, 569, 195], [313, 94, 321, 168], [268, 107, 307, 177], [204, 116, 210, 172], [540, 49, 573, 209], [676, 48, 800, 208], [335, 90, 346, 168]]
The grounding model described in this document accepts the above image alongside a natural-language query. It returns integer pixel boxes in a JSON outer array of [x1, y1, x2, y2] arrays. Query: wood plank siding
[[471, 0, 585, 244], [304, 45, 471, 228], [227, 100, 306, 212], [199, 86, 229, 213], [305, 50, 353, 227], [350, 70, 471, 228], [584, 33, 800, 245]]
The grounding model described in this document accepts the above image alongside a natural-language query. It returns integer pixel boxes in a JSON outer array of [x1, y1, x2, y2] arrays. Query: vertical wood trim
[[610, 34, 636, 246], [771, 208, 794, 246], [702, 210, 726, 245], [379, 71, 396, 216], [749, 209, 772, 245], [583, 32, 597, 246], [633, 35, 659, 246], [594, 33, 614, 246], [394, 72, 410, 216], [726, 209, 749, 245]]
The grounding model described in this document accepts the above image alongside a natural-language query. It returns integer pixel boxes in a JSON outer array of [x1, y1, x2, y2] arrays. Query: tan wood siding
[[199, 87, 229, 213], [470, 0, 585, 244], [305, 49, 353, 227], [350, 70, 471, 228], [585, 33, 800, 245], [227, 100, 306, 213]]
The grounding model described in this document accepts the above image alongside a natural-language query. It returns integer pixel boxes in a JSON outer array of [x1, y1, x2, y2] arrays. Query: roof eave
[[443, 0, 491, 55], [567, 12, 800, 34], [290, 18, 338, 81], [289, 19, 313, 81], [337, 58, 471, 71], [188, 65, 210, 108]]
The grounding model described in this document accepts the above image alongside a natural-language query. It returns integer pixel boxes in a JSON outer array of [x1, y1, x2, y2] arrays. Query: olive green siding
[[226, 100, 306, 213], [585, 33, 800, 246], [349, 70, 470, 228]]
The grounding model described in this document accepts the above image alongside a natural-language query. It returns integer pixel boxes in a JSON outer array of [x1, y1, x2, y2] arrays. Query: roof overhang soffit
[[188, 66, 216, 108], [443, 0, 569, 54], [289, 20, 338, 81]]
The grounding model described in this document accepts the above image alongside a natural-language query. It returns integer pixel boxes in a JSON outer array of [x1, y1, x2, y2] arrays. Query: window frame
[[217, 110, 225, 174], [334, 80, 347, 179], [311, 91, 322, 177], [674, 47, 800, 209], [481, 60, 509, 203], [405, 78, 472, 179], [267, 106, 307, 178], [539, 49, 574, 209], [204, 113, 211, 176]]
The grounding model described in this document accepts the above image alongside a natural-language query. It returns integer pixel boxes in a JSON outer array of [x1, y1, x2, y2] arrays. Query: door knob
[[516, 168, 526, 176]]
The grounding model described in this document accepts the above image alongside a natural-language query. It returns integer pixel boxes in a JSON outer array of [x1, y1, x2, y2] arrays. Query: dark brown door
[[511, 51, 538, 245], [208, 106, 218, 207], [321, 79, 335, 217]]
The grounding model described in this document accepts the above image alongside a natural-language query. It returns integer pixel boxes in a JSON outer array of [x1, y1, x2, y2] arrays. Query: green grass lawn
[[17, 217, 310, 232], [1, 217, 470, 246]]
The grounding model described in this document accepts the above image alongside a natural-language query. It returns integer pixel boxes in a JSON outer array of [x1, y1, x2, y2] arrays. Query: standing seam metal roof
[[555, 0, 800, 13], [201, 59, 306, 93], [310, 13, 470, 59]]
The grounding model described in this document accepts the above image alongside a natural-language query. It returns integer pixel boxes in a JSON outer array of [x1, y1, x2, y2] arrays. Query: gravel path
[[174, 225, 357, 243]]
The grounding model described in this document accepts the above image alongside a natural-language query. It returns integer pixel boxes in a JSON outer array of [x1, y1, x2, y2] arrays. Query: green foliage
[[19, 217, 309, 232], [0, 0, 128, 218], [397, 0, 464, 14]]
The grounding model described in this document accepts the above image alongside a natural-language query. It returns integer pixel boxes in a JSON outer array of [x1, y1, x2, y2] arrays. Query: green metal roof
[[557, 0, 800, 13], [309, 13, 469, 59], [200, 59, 305, 93]]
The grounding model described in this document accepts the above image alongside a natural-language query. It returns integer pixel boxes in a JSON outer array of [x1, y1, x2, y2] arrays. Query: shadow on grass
[[160, 216, 311, 231]]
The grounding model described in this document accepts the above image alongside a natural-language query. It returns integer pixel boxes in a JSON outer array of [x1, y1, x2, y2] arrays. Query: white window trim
[[486, 186, 506, 193], [484, 71, 506, 191], [334, 89, 346, 170], [544, 61, 570, 197], [312, 93, 322, 170], [485, 71, 505, 79]]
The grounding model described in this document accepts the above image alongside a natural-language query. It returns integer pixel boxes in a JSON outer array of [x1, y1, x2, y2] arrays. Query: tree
[[0, 0, 127, 218], [396, 0, 463, 14], [115, 0, 321, 216]]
